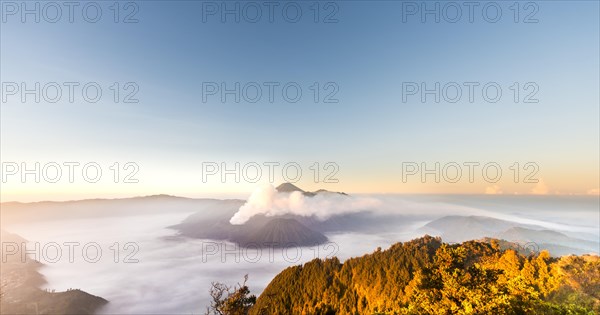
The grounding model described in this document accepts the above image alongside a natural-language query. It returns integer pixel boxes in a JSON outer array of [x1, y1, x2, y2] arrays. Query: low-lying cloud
[[229, 184, 381, 225]]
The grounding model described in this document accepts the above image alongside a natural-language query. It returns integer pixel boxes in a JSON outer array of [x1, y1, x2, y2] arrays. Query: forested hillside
[[247, 236, 599, 315]]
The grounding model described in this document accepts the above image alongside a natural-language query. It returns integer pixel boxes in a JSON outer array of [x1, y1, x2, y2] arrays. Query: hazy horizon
[[3, 189, 600, 204]]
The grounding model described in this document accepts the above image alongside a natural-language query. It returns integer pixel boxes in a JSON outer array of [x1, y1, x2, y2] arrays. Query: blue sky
[[1, 1, 599, 200]]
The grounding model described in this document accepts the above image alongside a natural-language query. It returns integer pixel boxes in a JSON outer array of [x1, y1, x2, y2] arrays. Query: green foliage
[[247, 236, 599, 315], [250, 235, 441, 315]]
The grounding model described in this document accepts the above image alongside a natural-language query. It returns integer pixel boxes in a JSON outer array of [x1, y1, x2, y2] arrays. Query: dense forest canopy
[[209, 236, 599, 315]]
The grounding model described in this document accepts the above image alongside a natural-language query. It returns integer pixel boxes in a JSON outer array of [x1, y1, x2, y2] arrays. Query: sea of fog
[[4, 195, 598, 314]]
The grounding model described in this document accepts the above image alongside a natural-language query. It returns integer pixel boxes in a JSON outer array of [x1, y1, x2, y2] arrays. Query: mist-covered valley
[[1, 184, 598, 314]]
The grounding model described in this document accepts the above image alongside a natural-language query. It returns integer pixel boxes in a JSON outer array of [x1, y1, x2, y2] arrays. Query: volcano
[[233, 218, 328, 248]]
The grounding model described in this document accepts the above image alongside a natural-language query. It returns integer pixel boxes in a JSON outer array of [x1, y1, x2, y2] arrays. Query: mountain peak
[[275, 183, 349, 197], [276, 183, 305, 193]]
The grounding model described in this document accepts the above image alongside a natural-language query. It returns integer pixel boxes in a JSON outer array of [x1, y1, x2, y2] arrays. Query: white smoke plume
[[229, 184, 381, 225]]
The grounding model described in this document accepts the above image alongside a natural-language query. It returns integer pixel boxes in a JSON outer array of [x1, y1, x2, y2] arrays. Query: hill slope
[[497, 227, 599, 255], [232, 218, 327, 248], [249, 236, 600, 315], [0, 230, 108, 314], [422, 215, 599, 257]]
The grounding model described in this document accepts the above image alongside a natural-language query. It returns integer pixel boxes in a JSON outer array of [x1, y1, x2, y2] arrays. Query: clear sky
[[1, 1, 599, 201]]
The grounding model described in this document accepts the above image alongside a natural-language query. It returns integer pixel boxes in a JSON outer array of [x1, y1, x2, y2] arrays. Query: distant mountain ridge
[[422, 215, 599, 256], [497, 226, 599, 255], [1, 195, 243, 224], [275, 183, 348, 196]]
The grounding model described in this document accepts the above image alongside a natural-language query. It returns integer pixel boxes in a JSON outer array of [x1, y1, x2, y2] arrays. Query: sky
[[1, 0, 599, 201]]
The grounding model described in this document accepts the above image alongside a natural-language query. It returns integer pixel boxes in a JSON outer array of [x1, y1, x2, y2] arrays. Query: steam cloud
[[229, 184, 382, 225]]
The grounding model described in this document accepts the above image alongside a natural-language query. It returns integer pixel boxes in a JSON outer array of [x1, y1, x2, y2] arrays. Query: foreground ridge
[[250, 236, 600, 315]]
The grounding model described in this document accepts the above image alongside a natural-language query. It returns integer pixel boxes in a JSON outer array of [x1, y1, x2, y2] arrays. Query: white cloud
[[229, 184, 381, 225]]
